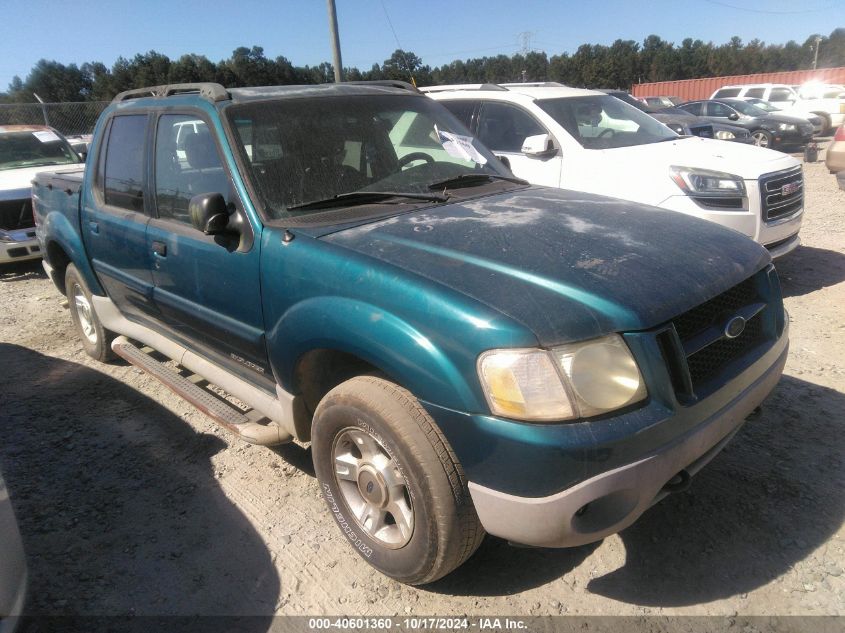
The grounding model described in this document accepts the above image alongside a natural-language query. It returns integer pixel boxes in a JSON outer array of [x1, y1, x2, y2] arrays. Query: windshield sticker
[[434, 125, 487, 165], [32, 130, 61, 143]]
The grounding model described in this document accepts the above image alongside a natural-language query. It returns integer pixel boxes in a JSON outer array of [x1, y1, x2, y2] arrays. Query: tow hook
[[662, 469, 691, 494]]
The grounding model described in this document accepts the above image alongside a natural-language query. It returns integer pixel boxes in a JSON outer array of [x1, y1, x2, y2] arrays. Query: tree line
[[2, 29, 843, 104]]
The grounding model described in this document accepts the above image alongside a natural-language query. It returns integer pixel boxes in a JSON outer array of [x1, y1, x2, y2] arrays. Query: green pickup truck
[[33, 81, 788, 584]]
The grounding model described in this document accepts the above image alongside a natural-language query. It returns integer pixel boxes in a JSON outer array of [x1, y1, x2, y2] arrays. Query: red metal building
[[632, 67, 845, 100]]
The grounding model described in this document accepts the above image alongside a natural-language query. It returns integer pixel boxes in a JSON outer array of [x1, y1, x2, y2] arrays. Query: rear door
[[81, 113, 159, 325], [145, 112, 271, 385]]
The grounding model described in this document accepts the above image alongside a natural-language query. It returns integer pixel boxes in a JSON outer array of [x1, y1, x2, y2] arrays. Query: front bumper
[[0, 228, 40, 263], [468, 339, 787, 548]]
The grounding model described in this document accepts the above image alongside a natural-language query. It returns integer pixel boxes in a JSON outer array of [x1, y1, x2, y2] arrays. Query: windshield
[[0, 130, 80, 171], [746, 99, 779, 112], [536, 95, 677, 149], [723, 100, 768, 117], [226, 94, 512, 221]]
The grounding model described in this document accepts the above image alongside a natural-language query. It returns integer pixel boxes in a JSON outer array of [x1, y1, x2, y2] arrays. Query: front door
[[145, 112, 271, 385], [475, 101, 562, 187]]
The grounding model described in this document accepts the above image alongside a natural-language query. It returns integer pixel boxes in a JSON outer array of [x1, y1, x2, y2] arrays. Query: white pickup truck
[[1, 125, 83, 264], [424, 84, 804, 258]]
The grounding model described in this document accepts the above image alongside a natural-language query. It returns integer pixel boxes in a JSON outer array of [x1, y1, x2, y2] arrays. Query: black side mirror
[[495, 155, 511, 170], [189, 192, 230, 235], [728, 112, 739, 121]]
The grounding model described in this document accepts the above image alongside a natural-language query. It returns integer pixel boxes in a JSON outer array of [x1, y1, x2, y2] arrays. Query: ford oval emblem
[[724, 316, 746, 339]]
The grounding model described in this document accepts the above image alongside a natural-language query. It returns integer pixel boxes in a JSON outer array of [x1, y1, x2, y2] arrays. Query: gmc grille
[[760, 167, 803, 222], [0, 197, 35, 231]]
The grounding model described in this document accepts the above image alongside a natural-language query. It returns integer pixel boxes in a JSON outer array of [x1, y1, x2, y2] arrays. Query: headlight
[[670, 166, 746, 197], [477, 334, 647, 422], [778, 123, 796, 132], [715, 130, 736, 140], [0, 232, 16, 243]]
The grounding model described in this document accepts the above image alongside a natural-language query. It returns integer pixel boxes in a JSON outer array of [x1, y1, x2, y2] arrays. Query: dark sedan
[[676, 98, 815, 149]]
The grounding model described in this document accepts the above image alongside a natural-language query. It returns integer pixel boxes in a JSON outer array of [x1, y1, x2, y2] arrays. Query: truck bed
[[32, 166, 85, 228]]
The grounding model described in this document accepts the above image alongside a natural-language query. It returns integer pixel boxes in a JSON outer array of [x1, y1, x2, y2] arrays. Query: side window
[[103, 115, 147, 211], [678, 102, 703, 115], [477, 102, 545, 153], [708, 102, 734, 118], [154, 114, 230, 224], [768, 88, 793, 103], [713, 88, 741, 98], [440, 100, 478, 131], [745, 88, 765, 99]]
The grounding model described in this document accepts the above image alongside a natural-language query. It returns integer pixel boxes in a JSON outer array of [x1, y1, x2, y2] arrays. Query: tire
[[65, 264, 115, 362], [813, 113, 831, 136], [751, 129, 773, 148], [312, 376, 484, 584]]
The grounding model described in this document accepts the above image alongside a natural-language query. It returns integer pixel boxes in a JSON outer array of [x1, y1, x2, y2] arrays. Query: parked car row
[[25, 80, 795, 585]]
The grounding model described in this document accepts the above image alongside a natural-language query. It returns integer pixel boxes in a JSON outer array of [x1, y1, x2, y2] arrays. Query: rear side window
[[713, 88, 741, 98], [440, 100, 478, 130], [103, 115, 147, 211], [745, 88, 765, 99], [678, 102, 703, 115], [477, 102, 545, 153], [154, 114, 230, 224]]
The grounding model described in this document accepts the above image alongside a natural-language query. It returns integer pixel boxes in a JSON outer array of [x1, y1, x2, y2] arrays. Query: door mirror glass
[[522, 133, 556, 157], [728, 112, 739, 121], [189, 192, 229, 235]]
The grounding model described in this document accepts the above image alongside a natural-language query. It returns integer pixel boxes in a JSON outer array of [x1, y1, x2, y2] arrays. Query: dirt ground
[[1, 148, 843, 621]]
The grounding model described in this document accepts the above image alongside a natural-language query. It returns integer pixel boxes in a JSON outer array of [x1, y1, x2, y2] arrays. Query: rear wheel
[[752, 129, 773, 148], [312, 376, 484, 584], [65, 264, 115, 362]]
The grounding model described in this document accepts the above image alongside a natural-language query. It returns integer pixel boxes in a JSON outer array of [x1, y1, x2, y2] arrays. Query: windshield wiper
[[287, 190, 449, 212], [427, 173, 528, 191]]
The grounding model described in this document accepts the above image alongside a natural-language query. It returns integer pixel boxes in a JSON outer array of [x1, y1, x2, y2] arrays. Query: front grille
[[686, 313, 765, 384], [673, 276, 758, 341], [0, 198, 34, 230], [689, 123, 714, 138], [760, 167, 803, 222], [663, 273, 771, 394]]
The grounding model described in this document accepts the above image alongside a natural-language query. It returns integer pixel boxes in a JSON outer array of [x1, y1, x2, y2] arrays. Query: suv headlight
[[715, 130, 736, 140], [670, 166, 746, 197], [477, 334, 647, 422]]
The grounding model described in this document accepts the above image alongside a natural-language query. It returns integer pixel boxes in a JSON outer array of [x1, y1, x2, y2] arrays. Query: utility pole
[[33, 93, 50, 127], [326, 0, 343, 82], [812, 35, 822, 70]]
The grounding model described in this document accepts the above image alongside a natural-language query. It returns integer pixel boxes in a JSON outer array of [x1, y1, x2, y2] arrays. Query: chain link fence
[[0, 102, 109, 137]]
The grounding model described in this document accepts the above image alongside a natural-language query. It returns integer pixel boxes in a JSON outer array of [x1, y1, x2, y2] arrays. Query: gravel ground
[[1, 150, 843, 621]]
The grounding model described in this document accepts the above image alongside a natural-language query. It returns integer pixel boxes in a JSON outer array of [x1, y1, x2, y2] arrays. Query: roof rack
[[342, 80, 421, 93], [418, 83, 507, 93], [499, 82, 567, 88], [112, 83, 230, 104]]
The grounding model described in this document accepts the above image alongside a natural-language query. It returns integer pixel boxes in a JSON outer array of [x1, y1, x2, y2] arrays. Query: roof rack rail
[[418, 83, 507, 93], [112, 82, 230, 104], [342, 80, 421, 93], [499, 82, 567, 88]]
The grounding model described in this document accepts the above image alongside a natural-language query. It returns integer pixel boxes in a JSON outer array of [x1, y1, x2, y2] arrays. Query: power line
[[703, 0, 836, 14]]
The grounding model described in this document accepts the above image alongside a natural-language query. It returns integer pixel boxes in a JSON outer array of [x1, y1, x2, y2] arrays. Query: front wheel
[[65, 264, 115, 362], [312, 376, 484, 584], [751, 129, 773, 148]]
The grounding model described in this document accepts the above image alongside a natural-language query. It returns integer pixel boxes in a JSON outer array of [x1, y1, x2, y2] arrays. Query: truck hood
[[601, 137, 796, 179], [322, 187, 770, 346], [0, 164, 81, 197]]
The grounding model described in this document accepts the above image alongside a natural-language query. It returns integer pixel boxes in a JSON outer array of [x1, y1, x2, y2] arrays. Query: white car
[[424, 84, 803, 258], [0, 468, 26, 633], [1, 125, 84, 264], [711, 83, 845, 134]]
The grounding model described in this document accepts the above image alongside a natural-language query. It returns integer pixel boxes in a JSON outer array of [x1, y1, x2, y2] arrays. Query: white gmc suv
[[423, 84, 804, 258]]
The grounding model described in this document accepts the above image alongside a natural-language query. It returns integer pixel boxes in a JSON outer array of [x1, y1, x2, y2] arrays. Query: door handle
[[88, 221, 99, 234], [152, 241, 167, 257]]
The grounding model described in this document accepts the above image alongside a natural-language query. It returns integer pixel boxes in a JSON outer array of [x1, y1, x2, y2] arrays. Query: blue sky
[[0, 0, 840, 90]]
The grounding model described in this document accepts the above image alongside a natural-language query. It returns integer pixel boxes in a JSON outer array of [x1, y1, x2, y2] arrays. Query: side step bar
[[111, 336, 290, 446]]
